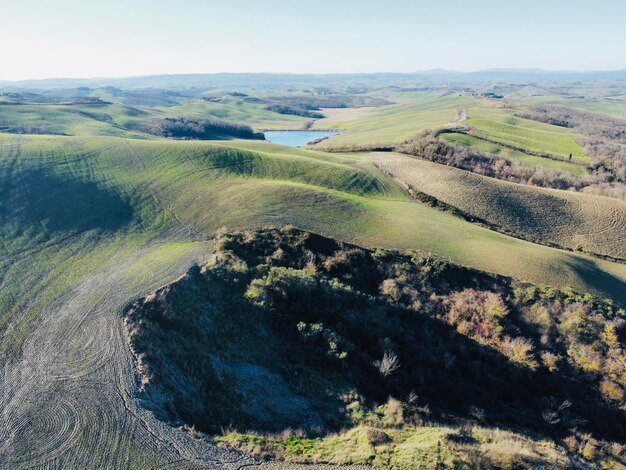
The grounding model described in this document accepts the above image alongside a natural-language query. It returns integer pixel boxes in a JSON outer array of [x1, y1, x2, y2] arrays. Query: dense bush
[[126, 227, 626, 465], [217, 228, 625, 437], [147, 117, 264, 140], [264, 104, 323, 118]]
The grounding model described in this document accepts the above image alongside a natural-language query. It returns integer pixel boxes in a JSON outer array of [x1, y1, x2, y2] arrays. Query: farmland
[[1, 73, 626, 469], [524, 95, 626, 119], [463, 107, 589, 162], [372, 152, 626, 260], [440, 131, 585, 175], [311, 92, 471, 148]]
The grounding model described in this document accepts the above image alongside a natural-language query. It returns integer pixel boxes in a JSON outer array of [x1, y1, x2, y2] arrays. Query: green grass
[[0, 97, 312, 138], [465, 107, 589, 162], [1, 131, 625, 466], [311, 92, 473, 147], [372, 152, 626, 261], [0, 103, 154, 137], [152, 95, 311, 130], [218, 424, 572, 469], [1, 133, 625, 312], [440, 132, 585, 175], [524, 95, 626, 119], [310, 93, 591, 162]]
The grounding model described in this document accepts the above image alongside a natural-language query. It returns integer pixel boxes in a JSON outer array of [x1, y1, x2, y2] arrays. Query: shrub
[[569, 344, 603, 374], [484, 292, 509, 320], [382, 398, 405, 427], [445, 289, 506, 341], [380, 279, 401, 302], [600, 380, 625, 403], [540, 351, 560, 372], [500, 336, 537, 369]]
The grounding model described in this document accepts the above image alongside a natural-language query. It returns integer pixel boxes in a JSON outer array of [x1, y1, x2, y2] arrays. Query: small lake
[[264, 130, 340, 147]]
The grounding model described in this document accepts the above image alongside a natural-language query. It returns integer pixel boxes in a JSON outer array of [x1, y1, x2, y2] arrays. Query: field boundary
[[436, 128, 589, 166]]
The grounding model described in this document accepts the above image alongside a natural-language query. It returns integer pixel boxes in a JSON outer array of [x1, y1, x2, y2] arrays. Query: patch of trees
[[243, 97, 269, 104], [481, 92, 504, 99], [233, 229, 626, 436], [264, 104, 323, 118], [126, 227, 626, 466], [519, 105, 626, 198], [147, 117, 264, 140]]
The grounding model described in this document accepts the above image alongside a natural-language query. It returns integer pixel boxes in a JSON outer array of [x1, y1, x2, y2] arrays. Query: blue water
[[264, 130, 340, 147]]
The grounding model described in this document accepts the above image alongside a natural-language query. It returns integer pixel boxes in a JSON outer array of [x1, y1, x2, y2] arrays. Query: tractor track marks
[[0, 239, 264, 468]]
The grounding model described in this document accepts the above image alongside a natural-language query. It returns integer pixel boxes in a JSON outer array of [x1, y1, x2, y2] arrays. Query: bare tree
[[377, 350, 400, 377], [541, 398, 571, 425]]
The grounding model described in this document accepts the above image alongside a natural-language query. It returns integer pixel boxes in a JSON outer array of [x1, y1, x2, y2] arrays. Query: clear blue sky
[[1, 0, 624, 80]]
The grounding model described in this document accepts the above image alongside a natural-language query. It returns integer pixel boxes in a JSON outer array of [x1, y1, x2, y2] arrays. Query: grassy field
[[0, 103, 152, 137], [464, 107, 589, 162], [523, 95, 626, 119], [440, 132, 585, 175], [372, 152, 626, 260], [220, 424, 574, 468], [311, 92, 472, 148], [0, 97, 312, 138], [309, 93, 591, 166], [1, 133, 625, 467], [152, 95, 312, 130]]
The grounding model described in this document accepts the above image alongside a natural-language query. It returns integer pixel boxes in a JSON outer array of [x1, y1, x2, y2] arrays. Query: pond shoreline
[[263, 130, 342, 147]]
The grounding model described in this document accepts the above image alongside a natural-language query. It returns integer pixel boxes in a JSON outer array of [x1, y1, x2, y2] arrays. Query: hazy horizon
[[2, 0, 625, 81], [3, 67, 626, 83]]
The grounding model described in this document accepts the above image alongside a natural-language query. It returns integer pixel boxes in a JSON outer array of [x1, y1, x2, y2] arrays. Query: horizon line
[[2, 68, 626, 83]]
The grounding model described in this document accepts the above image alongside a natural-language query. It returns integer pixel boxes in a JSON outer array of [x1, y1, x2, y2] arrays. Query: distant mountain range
[[1, 69, 625, 90]]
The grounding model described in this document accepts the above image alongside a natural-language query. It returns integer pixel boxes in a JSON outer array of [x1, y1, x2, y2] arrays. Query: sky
[[0, 0, 625, 80]]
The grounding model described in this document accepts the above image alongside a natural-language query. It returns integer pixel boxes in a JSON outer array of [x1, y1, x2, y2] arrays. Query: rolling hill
[[310, 92, 471, 148], [463, 107, 589, 163], [1, 91, 625, 468], [372, 152, 626, 261]]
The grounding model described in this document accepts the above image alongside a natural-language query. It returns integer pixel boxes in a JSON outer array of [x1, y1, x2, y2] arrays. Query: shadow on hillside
[[125, 262, 626, 445], [565, 255, 626, 306], [0, 168, 133, 236]]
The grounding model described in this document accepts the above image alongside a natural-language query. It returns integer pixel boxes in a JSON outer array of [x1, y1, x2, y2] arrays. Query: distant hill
[[3, 70, 626, 91]]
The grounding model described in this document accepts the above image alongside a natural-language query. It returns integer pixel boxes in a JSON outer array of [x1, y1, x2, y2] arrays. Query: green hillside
[[440, 131, 585, 175], [0, 103, 152, 137], [153, 96, 312, 130], [465, 107, 589, 162], [2, 134, 625, 357], [524, 95, 626, 119], [311, 92, 471, 148], [372, 152, 626, 260], [1, 132, 625, 468], [0, 97, 312, 139]]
